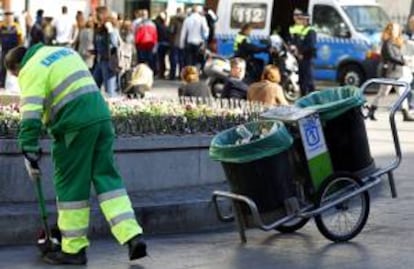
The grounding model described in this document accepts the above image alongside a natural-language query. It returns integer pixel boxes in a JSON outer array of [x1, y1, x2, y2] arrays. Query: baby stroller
[[121, 63, 154, 99]]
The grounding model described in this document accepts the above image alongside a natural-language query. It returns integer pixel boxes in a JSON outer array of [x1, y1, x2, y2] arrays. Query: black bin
[[296, 87, 374, 175], [209, 121, 295, 213]]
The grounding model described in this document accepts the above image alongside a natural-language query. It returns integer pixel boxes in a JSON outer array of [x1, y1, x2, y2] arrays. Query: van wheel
[[339, 64, 365, 86]]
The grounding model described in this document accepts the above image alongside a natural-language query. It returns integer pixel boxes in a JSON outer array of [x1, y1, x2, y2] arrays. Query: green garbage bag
[[209, 120, 293, 164], [295, 86, 366, 121]]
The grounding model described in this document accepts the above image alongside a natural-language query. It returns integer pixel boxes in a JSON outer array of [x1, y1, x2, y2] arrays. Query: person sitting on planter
[[122, 63, 153, 99], [221, 57, 249, 100], [247, 65, 289, 106], [178, 66, 211, 98]]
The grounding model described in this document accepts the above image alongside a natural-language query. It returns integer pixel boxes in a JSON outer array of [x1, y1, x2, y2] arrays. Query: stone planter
[[0, 135, 225, 202]]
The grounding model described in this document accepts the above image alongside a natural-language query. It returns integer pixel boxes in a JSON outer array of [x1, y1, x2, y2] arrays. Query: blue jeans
[[169, 47, 184, 79], [93, 60, 117, 98]]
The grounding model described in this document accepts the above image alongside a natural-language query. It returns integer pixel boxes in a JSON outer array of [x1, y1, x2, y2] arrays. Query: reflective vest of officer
[[0, 22, 22, 50], [233, 33, 248, 54], [289, 24, 304, 46], [19, 45, 98, 128]]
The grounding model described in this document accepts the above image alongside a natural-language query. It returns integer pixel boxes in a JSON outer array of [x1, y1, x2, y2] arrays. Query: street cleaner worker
[[5, 44, 147, 265]]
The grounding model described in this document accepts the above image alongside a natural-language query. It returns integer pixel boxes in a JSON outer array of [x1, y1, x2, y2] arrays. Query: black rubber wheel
[[276, 217, 310, 233], [314, 172, 370, 242], [339, 64, 365, 86]]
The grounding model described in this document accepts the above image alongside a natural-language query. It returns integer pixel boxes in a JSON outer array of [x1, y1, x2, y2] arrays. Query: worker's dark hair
[[4, 46, 27, 73], [62, 6, 68, 14], [241, 23, 253, 34]]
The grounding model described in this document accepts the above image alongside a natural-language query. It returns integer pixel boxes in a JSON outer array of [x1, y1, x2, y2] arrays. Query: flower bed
[[0, 98, 264, 138]]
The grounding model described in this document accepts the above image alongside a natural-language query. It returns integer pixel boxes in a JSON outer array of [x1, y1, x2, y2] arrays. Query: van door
[[312, 4, 360, 82]]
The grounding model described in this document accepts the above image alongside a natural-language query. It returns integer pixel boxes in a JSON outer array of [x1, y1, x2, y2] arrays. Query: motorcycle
[[203, 53, 231, 98], [269, 34, 301, 102], [203, 34, 301, 102]]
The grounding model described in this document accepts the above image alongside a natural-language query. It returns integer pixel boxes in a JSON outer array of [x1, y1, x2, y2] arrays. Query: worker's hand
[[24, 158, 41, 180], [23, 150, 42, 181]]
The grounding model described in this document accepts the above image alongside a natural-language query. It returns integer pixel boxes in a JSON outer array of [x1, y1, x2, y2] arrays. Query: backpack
[[135, 21, 157, 51]]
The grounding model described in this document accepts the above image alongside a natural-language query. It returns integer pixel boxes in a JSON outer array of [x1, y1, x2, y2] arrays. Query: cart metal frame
[[212, 79, 410, 243]]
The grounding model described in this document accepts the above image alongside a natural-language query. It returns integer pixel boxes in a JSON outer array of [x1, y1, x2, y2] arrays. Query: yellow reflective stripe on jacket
[[20, 96, 45, 120], [300, 26, 313, 37], [289, 24, 304, 35], [20, 96, 44, 106], [45, 70, 91, 106], [50, 84, 99, 120], [21, 110, 42, 120], [234, 34, 247, 51], [18, 46, 95, 125]]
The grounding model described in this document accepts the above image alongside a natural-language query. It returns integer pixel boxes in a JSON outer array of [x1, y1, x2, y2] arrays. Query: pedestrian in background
[[204, 7, 218, 52], [134, 9, 157, 71], [178, 66, 210, 98], [43, 17, 56, 45], [29, 9, 45, 47], [296, 12, 317, 96], [168, 7, 185, 80], [77, 16, 95, 71], [369, 22, 414, 121], [247, 65, 289, 106], [93, 6, 119, 98], [221, 57, 249, 100], [0, 11, 23, 88], [54, 6, 75, 47], [155, 11, 170, 79], [180, 5, 209, 67]]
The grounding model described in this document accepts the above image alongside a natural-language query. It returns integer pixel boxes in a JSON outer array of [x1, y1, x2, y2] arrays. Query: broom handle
[[35, 176, 51, 239]]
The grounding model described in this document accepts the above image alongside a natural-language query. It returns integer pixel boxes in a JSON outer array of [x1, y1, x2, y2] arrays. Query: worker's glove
[[23, 150, 42, 181]]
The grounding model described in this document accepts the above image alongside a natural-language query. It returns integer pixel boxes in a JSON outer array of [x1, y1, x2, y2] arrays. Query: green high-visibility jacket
[[18, 43, 111, 152]]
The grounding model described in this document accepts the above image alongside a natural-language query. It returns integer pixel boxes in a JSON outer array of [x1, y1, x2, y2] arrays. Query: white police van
[[215, 0, 390, 86]]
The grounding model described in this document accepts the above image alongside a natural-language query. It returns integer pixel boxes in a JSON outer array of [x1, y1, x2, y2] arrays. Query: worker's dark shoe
[[402, 109, 414, 122], [43, 248, 87, 265], [128, 234, 147, 260]]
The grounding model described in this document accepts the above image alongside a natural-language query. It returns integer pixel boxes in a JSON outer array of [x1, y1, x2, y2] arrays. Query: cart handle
[[360, 78, 410, 177], [212, 190, 312, 231]]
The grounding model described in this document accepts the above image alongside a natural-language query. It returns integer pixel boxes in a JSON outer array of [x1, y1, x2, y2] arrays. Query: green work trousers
[[52, 120, 143, 254]]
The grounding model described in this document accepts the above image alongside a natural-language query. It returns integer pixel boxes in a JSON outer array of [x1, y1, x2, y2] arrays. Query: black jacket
[[236, 36, 268, 60], [178, 81, 211, 98], [221, 77, 249, 99], [381, 40, 404, 78]]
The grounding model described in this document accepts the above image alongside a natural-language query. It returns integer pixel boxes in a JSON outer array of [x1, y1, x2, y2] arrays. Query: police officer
[[0, 11, 23, 87], [288, 9, 304, 52], [5, 44, 147, 265], [296, 12, 317, 96], [234, 23, 269, 82]]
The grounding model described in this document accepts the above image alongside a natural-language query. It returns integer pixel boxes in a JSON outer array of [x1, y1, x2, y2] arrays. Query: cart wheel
[[276, 217, 310, 233], [314, 173, 370, 242]]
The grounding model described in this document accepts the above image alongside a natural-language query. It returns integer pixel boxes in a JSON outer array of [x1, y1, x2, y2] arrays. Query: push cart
[[211, 79, 410, 243]]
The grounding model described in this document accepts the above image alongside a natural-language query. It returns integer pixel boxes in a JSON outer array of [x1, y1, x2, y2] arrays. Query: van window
[[313, 5, 349, 37], [230, 3, 267, 29], [343, 5, 389, 33]]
